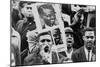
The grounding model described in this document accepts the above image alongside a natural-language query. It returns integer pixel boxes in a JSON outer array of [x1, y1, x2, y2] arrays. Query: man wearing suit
[[38, 4, 59, 29], [16, 1, 36, 52], [72, 27, 96, 62]]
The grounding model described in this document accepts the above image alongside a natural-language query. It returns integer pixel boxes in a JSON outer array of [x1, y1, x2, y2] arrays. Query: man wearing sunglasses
[[72, 27, 96, 62], [38, 31, 58, 64]]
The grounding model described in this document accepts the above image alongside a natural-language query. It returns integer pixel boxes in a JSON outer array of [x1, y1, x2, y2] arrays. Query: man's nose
[[68, 37, 72, 40], [44, 41, 49, 45], [88, 38, 92, 41], [80, 15, 84, 20], [46, 16, 50, 20], [28, 9, 32, 12], [51, 15, 55, 20], [67, 35, 72, 38]]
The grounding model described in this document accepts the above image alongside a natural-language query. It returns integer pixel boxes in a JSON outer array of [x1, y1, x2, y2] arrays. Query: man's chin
[[67, 46, 72, 50], [87, 42, 93, 46], [50, 20, 55, 23], [46, 21, 55, 26], [86, 46, 92, 50], [86, 43, 93, 50]]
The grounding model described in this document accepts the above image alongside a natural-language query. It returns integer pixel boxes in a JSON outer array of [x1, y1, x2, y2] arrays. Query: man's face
[[21, 3, 33, 17], [12, 0, 19, 9], [41, 8, 56, 27], [54, 34, 63, 45], [39, 35, 52, 53], [83, 31, 95, 50], [65, 33, 74, 49], [77, 13, 84, 23], [53, 29, 63, 45]]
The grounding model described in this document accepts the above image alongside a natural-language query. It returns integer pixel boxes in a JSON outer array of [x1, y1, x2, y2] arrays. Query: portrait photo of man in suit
[[52, 28, 63, 45], [37, 4, 59, 29], [72, 27, 96, 62]]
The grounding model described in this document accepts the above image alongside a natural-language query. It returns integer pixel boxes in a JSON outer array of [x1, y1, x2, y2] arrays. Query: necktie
[[88, 50, 90, 62]]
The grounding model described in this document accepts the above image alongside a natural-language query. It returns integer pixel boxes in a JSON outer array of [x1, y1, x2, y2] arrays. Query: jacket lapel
[[80, 47, 87, 62]]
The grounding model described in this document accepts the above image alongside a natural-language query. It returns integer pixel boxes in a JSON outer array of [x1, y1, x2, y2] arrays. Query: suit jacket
[[16, 19, 36, 52], [72, 46, 96, 62], [72, 46, 87, 62]]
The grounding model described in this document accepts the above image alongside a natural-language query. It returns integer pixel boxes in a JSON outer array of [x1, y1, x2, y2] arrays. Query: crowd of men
[[11, 0, 96, 66]]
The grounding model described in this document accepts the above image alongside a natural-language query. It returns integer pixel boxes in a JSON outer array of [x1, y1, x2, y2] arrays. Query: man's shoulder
[[73, 46, 84, 54], [17, 19, 25, 26]]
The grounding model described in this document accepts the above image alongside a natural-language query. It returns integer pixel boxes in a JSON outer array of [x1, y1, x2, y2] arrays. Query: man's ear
[[83, 36, 85, 41]]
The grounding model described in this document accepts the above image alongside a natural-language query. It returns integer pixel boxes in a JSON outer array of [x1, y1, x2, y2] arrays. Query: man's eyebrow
[[11, 35, 17, 38]]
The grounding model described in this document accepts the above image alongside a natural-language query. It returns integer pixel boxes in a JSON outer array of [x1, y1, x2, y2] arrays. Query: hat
[[65, 27, 73, 33]]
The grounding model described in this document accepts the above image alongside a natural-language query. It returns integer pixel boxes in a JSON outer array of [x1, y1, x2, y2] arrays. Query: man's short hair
[[53, 28, 61, 36], [19, 1, 35, 8], [38, 31, 51, 40], [38, 31, 54, 44], [38, 4, 55, 15], [65, 27, 75, 36], [82, 27, 96, 36]]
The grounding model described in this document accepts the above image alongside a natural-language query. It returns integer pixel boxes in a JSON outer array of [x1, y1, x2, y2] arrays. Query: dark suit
[[72, 46, 96, 62], [16, 18, 36, 52], [72, 47, 87, 62]]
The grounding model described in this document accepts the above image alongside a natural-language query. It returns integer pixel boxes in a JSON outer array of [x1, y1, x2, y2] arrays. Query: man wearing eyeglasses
[[38, 31, 58, 64], [72, 27, 96, 62]]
